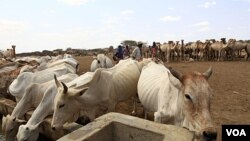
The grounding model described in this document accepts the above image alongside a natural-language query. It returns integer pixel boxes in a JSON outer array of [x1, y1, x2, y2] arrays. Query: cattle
[[2, 73, 78, 141], [51, 58, 153, 129], [17, 55, 71, 73], [47, 57, 79, 73], [137, 62, 217, 141], [0, 62, 38, 100], [0, 62, 21, 74], [63, 53, 73, 58], [49, 55, 63, 63], [15, 56, 51, 64], [90, 54, 113, 72], [16, 72, 93, 141], [15, 55, 76, 74], [9, 62, 77, 102]]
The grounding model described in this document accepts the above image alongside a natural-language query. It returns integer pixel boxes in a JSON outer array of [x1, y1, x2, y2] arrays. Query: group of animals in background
[[115, 38, 250, 63], [2, 38, 245, 140]]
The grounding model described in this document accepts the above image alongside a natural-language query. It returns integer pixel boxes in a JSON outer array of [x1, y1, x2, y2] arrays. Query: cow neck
[[175, 87, 186, 126], [12, 94, 32, 118]]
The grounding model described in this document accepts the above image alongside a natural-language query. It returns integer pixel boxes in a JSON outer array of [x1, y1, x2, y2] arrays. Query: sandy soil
[[75, 56, 250, 140]]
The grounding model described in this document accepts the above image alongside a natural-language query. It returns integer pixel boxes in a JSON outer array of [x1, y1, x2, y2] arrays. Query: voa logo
[[226, 129, 246, 136]]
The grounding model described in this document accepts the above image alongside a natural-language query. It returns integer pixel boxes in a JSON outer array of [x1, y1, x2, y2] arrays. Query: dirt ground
[[75, 56, 250, 140]]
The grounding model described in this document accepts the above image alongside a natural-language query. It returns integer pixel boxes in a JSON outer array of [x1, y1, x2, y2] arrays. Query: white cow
[[18, 55, 66, 73], [9, 63, 76, 102], [37, 56, 51, 63], [15, 57, 40, 64], [2, 73, 78, 141], [16, 72, 94, 141], [51, 58, 153, 129], [137, 62, 217, 141], [47, 57, 79, 73], [0, 62, 21, 74], [90, 54, 113, 72], [63, 53, 73, 58]]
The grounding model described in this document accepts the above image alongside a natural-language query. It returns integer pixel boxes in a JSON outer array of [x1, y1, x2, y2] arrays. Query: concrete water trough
[[0, 97, 195, 141], [58, 112, 195, 141]]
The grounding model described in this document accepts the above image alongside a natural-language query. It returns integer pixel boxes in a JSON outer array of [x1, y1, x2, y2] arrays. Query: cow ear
[[93, 53, 97, 59], [2, 116, 6, 122], [16, 118, 27, 124], [203, 66, 213, 80], [54, 74, 62, 88], [30, 121, 43, 130], [78, 87, 88, 96], [2, 116, 6, 130], [70, 87, 88, 97]]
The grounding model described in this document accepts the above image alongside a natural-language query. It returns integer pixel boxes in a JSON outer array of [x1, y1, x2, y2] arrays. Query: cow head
[[170, 67, 217, 141], [2, 115, 26, 141], [17, 123, 40, 141], [51, 75, 89, 130], [96, 54, 108, 68]]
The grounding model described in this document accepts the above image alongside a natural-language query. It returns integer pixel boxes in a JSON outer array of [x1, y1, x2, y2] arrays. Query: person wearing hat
[[131, 42, 143, 61]]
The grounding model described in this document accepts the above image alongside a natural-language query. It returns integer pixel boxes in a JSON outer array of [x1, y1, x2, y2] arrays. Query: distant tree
[[66, 47, 72, 51], [122, 40, 138, 46]]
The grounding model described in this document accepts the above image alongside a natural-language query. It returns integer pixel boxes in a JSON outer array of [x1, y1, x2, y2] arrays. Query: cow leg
[[131, 96, 137, 116], [154, 111, 173, 124], [143, 109, 148, 119], [154, 112, 162, 123]]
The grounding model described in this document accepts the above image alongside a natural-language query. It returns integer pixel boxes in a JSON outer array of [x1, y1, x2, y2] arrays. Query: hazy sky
[[0, 0, 249, 53]]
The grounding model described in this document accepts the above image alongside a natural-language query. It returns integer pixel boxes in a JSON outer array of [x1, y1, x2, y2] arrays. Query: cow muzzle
[[202, 127, 217, 141], [51, 126, 56, 131], [51, 124, 62, 131]]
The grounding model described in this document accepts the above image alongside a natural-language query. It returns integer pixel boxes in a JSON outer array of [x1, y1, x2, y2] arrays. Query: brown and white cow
[[138, 61, 217, 141]]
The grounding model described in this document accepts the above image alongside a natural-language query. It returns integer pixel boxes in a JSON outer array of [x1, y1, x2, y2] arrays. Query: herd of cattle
[[0, 53, 218, 141], [140, 39, 250, 62]]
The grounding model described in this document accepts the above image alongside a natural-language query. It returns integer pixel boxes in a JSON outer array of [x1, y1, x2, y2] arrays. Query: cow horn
[[203, 66, 213, 79], [76, 63, 79, 72], [169, 67, 183, 82], [54, 74, 61, 88], [61, 82, 68, 94]]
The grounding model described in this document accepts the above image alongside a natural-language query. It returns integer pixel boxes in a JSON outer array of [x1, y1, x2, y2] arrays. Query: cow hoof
[[131, 111, 136, 116]]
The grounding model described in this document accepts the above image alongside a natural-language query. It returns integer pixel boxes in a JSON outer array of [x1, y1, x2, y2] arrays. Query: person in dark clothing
[[151, 41, 158, 58], [113, 45, 124, 63]]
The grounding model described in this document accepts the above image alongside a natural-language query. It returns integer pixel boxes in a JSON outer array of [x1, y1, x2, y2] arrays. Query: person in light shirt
[[131, 42, 143, 61]]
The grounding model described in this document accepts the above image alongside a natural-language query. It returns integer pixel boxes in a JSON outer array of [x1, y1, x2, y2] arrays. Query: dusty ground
[[75, 56, 250, 140]]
